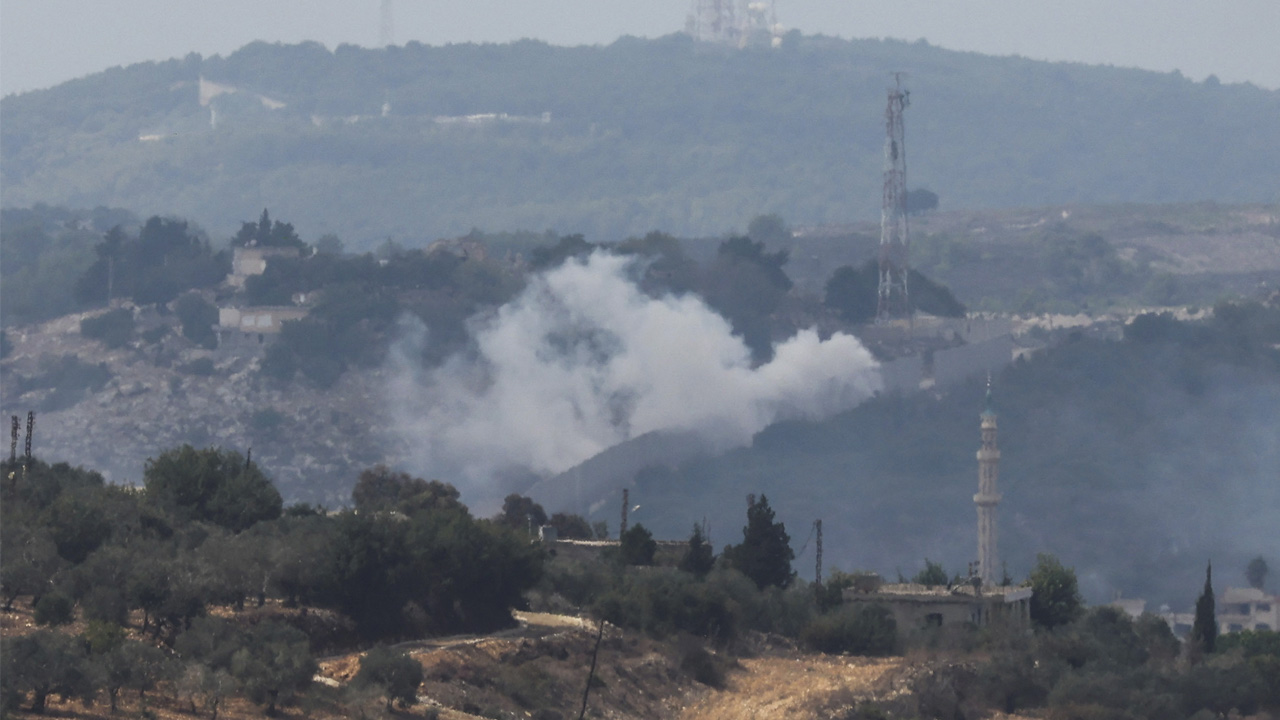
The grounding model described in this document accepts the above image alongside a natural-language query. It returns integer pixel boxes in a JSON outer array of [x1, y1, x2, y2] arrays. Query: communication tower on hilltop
[[689, 0, 739, 45], [688, 0, 780, 46], [877, 74, 911, 324]]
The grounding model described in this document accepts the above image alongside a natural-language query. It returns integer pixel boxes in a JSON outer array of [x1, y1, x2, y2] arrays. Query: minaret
[[975, 378, 1002, 586]]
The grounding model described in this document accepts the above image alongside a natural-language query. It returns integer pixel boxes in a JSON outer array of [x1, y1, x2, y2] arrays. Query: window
[[1257, 603, 1271, 613], [1228, 623, 1244, 631], [925, 613, 944, 627]]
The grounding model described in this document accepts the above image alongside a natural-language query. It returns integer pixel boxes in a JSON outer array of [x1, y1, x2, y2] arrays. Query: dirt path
[[679, 654, 904, 720]]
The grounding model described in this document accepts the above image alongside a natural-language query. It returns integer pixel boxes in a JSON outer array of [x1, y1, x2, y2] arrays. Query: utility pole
[[9, 416, 17, 464], [877, 73, 911, 324], [620, 488, 629, 536], [814, 519, 823, 584]]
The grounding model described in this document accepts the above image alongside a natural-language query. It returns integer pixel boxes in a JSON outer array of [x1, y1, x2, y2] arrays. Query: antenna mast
[[24, 411, 35, 469], [379, 0, 395, 48], [877, 73, 911, 324], [620, 488, 630, 536]]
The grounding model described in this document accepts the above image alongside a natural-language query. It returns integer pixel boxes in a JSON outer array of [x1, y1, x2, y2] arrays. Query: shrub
[[174, 292, 219, 348], [81, 308, 135, 348], [678, 638, 729, 688], [14, 354, 113, 411], [801, 604, 896, 656], [353, 645, 423, 711], [178, 357, 216, 376], [34, 591, 75, 626]]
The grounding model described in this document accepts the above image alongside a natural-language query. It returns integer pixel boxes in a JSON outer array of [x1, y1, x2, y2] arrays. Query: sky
[[2, 0, 1278, 97]]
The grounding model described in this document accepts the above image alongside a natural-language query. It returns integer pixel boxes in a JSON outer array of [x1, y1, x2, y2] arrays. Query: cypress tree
[[1192, 562, 1217, 654]]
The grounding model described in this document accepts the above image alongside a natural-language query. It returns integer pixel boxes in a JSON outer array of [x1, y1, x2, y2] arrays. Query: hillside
[[3, 35, 1278, 246], [555, 300, 1280, 610], [2, 202, 1276, 610]]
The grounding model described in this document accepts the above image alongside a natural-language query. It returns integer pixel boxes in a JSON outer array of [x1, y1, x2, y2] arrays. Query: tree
[[495, 494, 547, 533], [1193, 562, 1217, 654], [314, 233, 344, 256], [228, 621, 316, 715], [1, 517, 63, 610], [824, 263, 879, 324], [679, 524, 715, 577], [912, 559, 948, 587], [725, 495, 794, 590], [84, 624, 169, 713], [42, 489, 113, 563], [144, 445, 282, 531], [824, 260, 965, 322], [352, 645, 423, 711], [548, 512, 593, 540], [2, 630, 95, 714], [351, 465, 461, 516], [1028, 553, 1082, 629], [174, 292, 219, 349], [747, 214, 790, 246], [906, 188, 939, 214], [80, 308, 135, 349], [232, 209, 306, 250], [528, 233, 596, 270], [619, 523, 657, 566], [1246, 556, 1268, 590]]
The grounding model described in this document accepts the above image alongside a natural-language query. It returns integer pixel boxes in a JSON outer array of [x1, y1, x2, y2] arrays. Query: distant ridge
[[3, 34, 1278, 246]]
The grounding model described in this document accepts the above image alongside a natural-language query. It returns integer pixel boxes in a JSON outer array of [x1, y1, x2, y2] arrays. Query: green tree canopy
[[912, 559, 949, 587], [679, 523, 716, 577], [1193, 562, 1217, 654], [351, 465, 462, 516], [143, 445, 282, 531], [1028, 553, 1083, 629], [495, 494, 547, 532], [619, 523, 658, 566], [724, 494, 794, 590], [231, 209, 307, 250], [1246, 556, 1269, 591]]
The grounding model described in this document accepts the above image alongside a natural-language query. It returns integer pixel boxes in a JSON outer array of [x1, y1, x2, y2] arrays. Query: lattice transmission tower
[[688, 0, 739, 44], [877, 74, 911, 323]]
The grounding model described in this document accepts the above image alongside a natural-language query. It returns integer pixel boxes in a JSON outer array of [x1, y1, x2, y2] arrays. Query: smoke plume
[[386, 251, 882, 490]]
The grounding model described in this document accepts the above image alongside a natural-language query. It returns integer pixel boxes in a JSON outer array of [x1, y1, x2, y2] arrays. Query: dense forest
[[2, 34, 1278, 245]]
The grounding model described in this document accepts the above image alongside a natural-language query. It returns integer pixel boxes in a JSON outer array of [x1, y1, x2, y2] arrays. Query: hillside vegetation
[[3, 35, 1278, 245]]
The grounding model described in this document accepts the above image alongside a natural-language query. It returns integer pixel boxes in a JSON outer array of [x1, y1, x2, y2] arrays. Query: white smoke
[[386, 251, 882, 486]]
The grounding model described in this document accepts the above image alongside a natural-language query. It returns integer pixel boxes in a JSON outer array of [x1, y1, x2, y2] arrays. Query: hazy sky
[[2, 0, 1278, 97]]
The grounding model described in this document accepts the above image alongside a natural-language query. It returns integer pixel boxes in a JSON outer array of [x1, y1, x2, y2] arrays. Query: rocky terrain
[[4, 202, 1276, 511], [0, 307, 408, 507]]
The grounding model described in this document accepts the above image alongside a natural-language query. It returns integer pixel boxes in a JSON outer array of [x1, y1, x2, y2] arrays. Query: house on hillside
[[843, 579, 1032, 632], [215, 306, 308, 354], [227, 246, 301, 289], [1218, 586, 1277, 632]]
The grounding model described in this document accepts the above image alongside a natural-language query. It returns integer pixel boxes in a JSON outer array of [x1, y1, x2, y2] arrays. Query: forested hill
[[3, 34, 1278, 247]]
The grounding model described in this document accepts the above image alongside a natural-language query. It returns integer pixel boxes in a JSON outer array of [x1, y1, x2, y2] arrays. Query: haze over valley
[[2, 13, 1278, 719]]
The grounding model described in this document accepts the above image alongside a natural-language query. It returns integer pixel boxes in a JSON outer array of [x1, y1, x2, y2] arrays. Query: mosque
[[842, 382, 1033, 632]]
